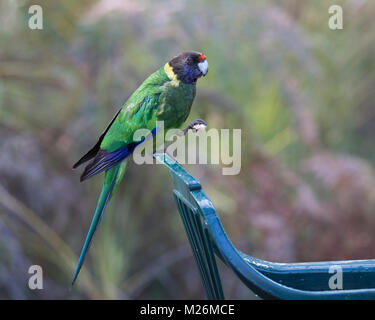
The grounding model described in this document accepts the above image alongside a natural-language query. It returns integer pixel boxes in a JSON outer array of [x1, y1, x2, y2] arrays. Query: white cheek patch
[[198, 60, 208, 75]]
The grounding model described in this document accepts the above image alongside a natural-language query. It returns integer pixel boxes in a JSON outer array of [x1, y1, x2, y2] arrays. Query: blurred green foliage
[[0, 0, 374, 299]]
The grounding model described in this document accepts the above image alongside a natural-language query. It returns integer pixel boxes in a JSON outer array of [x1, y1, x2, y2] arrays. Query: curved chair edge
[[194, 191, 375, 299], [155, 153, 375, 299]]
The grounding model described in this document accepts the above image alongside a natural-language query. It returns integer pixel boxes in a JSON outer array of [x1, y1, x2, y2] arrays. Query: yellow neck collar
[[164, 62, 180, 86]]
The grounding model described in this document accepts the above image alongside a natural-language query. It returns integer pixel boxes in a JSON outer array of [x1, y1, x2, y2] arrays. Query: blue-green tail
[[72, 161, 126, 285]]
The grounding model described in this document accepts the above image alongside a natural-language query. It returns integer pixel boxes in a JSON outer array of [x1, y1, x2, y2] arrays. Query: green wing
[[100, 93, 161, 152], [100, 67, 171, 152], [75, 67, 170, 180]]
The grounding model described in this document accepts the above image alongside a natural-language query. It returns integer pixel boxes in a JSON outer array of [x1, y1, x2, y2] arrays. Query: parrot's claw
[[181, 119, 207, 135], [154, 119, 207, 162]]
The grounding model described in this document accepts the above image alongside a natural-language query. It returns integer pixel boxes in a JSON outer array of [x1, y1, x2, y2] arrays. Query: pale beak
[[198, 59, 208, 76]]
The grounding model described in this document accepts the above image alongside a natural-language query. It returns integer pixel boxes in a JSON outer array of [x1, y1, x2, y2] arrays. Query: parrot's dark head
[[165, 51, 208, 85]]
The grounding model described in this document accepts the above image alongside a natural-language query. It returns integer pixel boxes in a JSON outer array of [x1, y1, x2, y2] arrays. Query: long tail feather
[[72, 161, 125, 285]]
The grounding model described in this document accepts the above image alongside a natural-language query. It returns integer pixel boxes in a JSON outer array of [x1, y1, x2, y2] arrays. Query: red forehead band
[[198, 54, 206, 62]]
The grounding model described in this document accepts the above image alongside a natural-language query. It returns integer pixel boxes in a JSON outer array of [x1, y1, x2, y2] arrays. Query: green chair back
[[155, 153, 375, 300]]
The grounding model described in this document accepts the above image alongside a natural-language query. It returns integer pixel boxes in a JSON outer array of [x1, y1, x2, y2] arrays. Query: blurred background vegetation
[[0, 0, 374, 299]]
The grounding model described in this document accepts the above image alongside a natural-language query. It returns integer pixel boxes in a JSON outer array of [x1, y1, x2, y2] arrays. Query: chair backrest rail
[[155, 153, 375, 300]]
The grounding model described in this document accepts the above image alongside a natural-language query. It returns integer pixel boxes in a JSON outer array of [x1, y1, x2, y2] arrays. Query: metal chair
[[154, 153, 375, 300]]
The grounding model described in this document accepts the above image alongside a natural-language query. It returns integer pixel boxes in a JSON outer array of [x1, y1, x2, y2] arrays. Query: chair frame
[[154, 153, 375, 300]]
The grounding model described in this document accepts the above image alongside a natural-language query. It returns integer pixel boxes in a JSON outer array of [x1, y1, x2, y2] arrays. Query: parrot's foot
[[181, 119, 207, 136], [154, 120, 207, 163]]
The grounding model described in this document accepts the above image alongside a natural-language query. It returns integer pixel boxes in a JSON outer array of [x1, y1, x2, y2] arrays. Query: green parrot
[[72, 51, 208, 284]]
